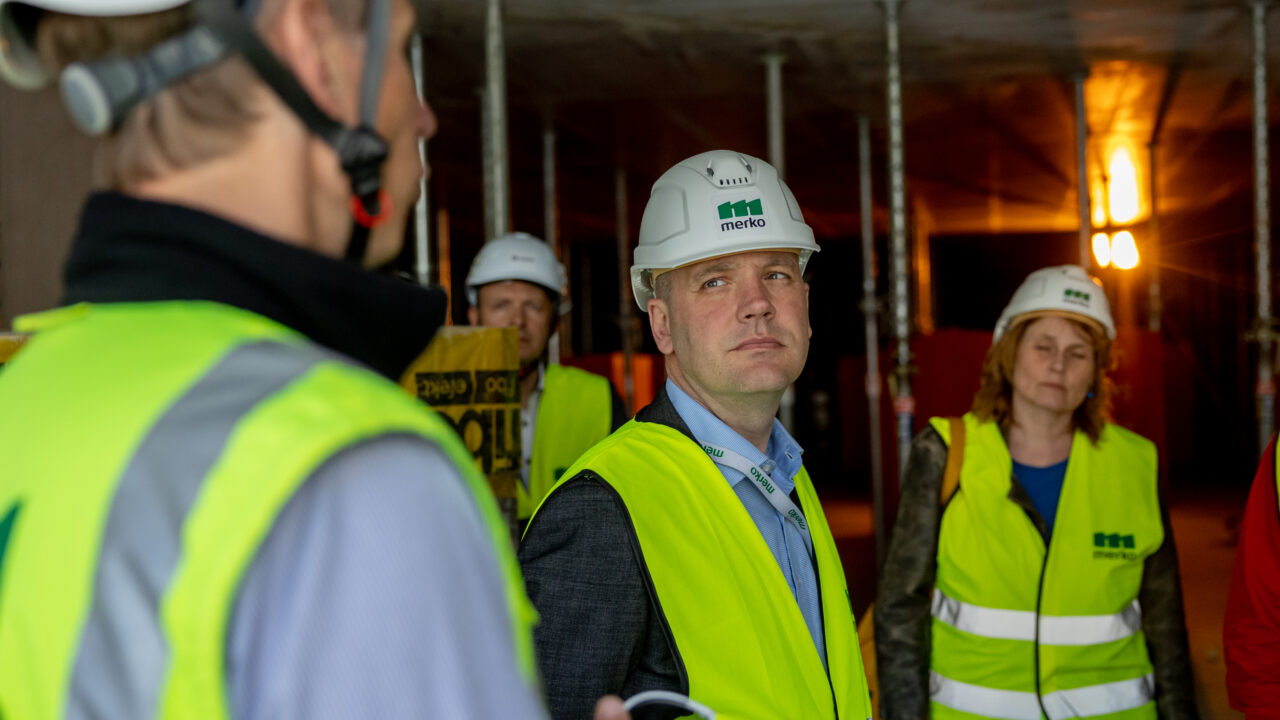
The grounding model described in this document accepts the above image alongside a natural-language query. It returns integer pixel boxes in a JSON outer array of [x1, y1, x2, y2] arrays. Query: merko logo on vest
[[1093, 531, 1138, 560], [716, 196, 767, 232]]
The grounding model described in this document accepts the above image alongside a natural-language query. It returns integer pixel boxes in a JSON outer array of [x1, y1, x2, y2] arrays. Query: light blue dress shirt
[[665, 379, 827, 668], [227, 435, 548, 720]]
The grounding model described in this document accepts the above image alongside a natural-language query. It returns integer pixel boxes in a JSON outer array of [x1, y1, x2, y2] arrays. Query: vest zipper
[[1013, 471, 1053, 720], [1033, 547, 1050, 719]]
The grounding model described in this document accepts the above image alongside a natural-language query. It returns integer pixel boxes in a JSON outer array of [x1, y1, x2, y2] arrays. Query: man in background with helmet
[[519, 150, 873, 720], [465, 232, 627, 528], [0, 1, 629, 718]]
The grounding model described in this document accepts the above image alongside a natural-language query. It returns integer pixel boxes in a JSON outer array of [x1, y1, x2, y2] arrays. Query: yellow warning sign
[[400, 326, 521, 538], [0, 334, 27, 370]]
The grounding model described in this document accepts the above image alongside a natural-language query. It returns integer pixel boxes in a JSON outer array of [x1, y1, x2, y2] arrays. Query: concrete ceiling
[[416, 0, 1275, 240]]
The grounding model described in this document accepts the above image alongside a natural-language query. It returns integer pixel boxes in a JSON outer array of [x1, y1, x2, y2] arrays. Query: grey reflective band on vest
[[699, 442, 813, 557], [931, 588, 1143, 646], [930, 671, 1155, 720], [65, 341, 331, 719]]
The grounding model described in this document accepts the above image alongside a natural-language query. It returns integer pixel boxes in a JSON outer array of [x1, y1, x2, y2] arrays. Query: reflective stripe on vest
[[0, 302, 537, 720], [520, 363, 613, 519], [67, 341, 324, 720], [931, 671, 1155, 720], [531, 419, 873, 720], [927, 413, 1161, 720], [932, 589, 1143, 646]]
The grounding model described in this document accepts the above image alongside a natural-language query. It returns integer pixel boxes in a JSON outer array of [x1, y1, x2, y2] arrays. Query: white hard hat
[[993, 265, 1115, 342], [465, 232, 567, 306], [0, 0, 186, 89], [630, 149, 819, 310]]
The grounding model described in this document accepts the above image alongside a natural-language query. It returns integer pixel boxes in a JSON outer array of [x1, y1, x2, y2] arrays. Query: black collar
[[62, 192, 447, 380]]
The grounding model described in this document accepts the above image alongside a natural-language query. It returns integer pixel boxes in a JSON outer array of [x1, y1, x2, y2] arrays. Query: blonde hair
[[33, 0, 367, 190], [971, 316, 1113, 443]]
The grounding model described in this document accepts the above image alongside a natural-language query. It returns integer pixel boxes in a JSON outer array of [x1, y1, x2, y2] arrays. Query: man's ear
[[263, 0, 355, 122], [467, 306, 480, 326], [648, 297, 674, 355], [805, 281, 812, 339]]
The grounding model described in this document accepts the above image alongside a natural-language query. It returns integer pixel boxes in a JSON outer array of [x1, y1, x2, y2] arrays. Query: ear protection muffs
[[59, 25, 227, 135]]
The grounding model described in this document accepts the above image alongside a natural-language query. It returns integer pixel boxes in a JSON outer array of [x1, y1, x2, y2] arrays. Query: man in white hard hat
[[465, 232, 627, 528], [0, 2, 628, 718], [519, 150, 873, 720]]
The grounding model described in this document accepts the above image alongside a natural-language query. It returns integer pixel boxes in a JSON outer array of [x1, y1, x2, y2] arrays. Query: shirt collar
[[664, 379, 804, 491]]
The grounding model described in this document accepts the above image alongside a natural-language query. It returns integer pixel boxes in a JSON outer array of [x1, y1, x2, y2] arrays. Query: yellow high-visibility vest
[[535, 419, 873, 720], [928, 413, 1162, 720], [518, 363, 614, 520], [0, 301, 536, 720]]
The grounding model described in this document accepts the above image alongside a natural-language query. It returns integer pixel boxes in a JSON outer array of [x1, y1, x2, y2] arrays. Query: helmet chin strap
[[193, 0, 392, 265]]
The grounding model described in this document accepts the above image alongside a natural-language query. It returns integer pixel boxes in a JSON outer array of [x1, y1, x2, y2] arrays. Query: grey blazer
[[517, 387, 693, 720]]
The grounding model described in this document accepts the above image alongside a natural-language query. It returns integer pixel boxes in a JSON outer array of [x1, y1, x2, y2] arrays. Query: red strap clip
[[350, 189, 391, 229]]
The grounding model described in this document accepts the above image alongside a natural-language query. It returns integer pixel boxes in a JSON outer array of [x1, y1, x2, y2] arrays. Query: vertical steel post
[[1075, 75, 1092, 268], [543, 125, 559, 255], [764, 52, 787, 179], [482, 0, 509, 242], [1253, 0, 1275, 450], [410, 33, 431, 287], [437, 208, 453, 324], [884, 0, 913, 475], [543, 122, 561, 364], [615, 166, 634, 412], [1148, 144, 1162, 332], [764, 50, 795, 430], [581, 252, 594, 354], [860, 115, 887, 567]]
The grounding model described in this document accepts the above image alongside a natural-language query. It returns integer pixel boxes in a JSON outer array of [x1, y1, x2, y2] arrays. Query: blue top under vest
[[1012, 458, 1068, 537]]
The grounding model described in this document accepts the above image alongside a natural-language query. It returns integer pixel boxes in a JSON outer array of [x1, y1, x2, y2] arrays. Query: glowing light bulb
[[1107, 145, 1141, 225], [1111, 230, 1139, 269], [1092, 232, 1112, 268]]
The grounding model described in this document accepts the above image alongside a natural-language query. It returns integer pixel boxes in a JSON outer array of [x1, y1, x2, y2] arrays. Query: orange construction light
[[1111, 230, 1139, 269], [1092, 232, 1112, 268]]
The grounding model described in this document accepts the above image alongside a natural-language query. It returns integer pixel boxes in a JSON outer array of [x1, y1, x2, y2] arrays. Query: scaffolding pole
[[860, 115, 887, 568], [764, 52, 787, 178], [884, 0, 913, 475], [543, 121, 563, 364], [411, 32, 431, 286], [1253, 0, 1275, 451], [1075, 76, 1092, 268], [1148, 144, 1162, 332], [482, 0, 509, 242], [764, 50, 796, 431], [616, 166, 634, 412], [543, 124, 559, 255]]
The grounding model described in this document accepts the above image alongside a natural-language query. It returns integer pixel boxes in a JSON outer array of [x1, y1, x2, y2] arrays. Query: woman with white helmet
[[876, 265, 1197, 720]]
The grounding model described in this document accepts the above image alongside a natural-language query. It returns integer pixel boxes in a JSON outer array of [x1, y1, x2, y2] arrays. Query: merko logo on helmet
[[717, 197, 767, 232]]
